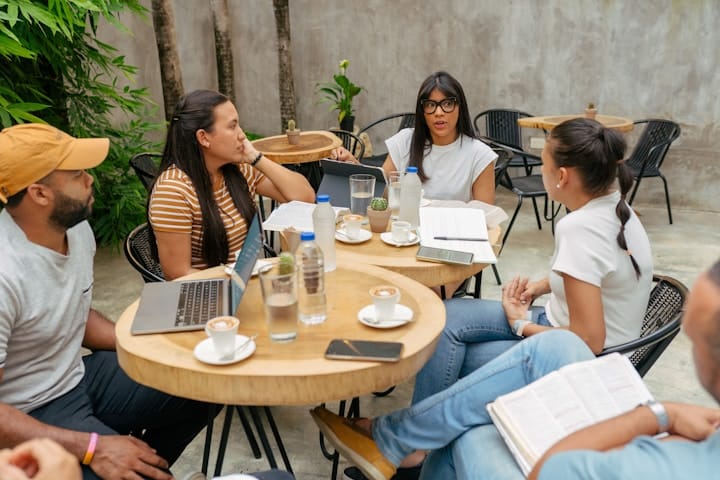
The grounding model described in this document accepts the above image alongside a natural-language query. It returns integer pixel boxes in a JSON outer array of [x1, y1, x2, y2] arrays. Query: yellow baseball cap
[[0, 123, 109, 203]]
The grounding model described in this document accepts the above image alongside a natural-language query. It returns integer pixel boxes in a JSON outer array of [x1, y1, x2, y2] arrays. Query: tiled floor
[[93, 188, 720, 479]]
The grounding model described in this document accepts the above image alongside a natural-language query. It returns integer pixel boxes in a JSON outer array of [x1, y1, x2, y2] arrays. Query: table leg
[[249, 406, 278, 469], [201, 405, 215, 474], [263, 406, 293, 474]]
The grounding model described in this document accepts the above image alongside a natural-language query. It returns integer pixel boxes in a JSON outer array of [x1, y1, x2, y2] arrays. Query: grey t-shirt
[[0, 210, 95, 412]]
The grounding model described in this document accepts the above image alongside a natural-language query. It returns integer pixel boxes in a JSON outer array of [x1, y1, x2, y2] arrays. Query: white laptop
[[130, 213, 262, 335]]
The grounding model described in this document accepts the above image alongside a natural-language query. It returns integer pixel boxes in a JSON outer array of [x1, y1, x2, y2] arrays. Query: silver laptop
[[131, 213, 263, 335], [318, 159, 387, 208]]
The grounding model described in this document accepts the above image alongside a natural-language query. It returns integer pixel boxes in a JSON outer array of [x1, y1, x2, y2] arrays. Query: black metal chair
[[473, 109, 542, 175], [328, 128, 365, 161], [625, 119, 681, 224], [123, 223, 164, 283], [357, 112, 415, 167], [599, 274, 687, 377], [129, 152, 162, 193]]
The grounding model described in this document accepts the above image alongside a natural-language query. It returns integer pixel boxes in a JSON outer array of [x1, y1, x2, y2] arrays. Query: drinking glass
[[258, 260, 298, 343], [387, 171, 402, 219], [349, 174, 376, 216]]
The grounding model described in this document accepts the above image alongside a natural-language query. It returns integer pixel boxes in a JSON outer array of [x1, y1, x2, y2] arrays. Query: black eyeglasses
[[420, 97, 458, 114]]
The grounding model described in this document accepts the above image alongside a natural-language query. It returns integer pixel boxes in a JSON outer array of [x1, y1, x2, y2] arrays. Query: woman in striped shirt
[[149, 90, 314, 279]]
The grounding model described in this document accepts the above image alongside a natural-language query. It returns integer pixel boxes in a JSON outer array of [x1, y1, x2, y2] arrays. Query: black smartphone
[[324, 339, 403, 362], [416, 245, 474, 265]]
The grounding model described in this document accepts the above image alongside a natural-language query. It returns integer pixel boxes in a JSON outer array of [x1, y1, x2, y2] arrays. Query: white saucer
[[358, 304, 414, 329], [335, 228, 372, 244], [380, 232, 419, 247], [193, 335, 256, 365]]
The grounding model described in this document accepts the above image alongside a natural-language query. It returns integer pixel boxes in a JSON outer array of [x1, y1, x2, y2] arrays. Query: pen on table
[[433, 236, 488, 242]]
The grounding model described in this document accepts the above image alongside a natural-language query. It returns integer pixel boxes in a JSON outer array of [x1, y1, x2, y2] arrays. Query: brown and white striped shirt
[[149, 164, 264, 269]]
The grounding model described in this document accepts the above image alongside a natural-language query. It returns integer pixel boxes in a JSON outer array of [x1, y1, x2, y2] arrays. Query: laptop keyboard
[[175, 280, 225, 326]]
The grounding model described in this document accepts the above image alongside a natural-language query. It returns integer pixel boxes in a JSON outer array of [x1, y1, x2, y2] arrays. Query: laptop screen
[[229, 213, 263, 314], [318, 159, 387, 208]]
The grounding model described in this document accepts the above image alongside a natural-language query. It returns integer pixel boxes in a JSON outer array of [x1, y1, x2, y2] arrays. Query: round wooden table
[[251, 131, 342, 165], [517, 114, 634, 133], [115, 259, 445, 406], [334, 226, 502, 288]]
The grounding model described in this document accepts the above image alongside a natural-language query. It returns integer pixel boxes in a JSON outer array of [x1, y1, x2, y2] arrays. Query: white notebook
[[419, 207, 497, 264]]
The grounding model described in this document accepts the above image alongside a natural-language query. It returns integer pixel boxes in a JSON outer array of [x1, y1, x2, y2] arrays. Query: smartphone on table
[[324, 339, 403, 362], [416, 246, 474, 265]]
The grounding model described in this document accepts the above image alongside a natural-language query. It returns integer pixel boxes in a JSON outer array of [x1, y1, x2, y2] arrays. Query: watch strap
[[645, 400, 670, 434]]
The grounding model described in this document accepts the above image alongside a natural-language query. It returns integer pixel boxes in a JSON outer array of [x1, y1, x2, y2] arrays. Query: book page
[[419, 207, 497, 264], [262, 200, 345, 232], [426, 199, 509, 228], [488, 353, 653, 475]]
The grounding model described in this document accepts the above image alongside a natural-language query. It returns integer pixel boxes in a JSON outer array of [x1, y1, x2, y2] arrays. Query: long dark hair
[[152, 89, 256, 267], [409, 71, 476, 182], [549, 118, 641, 278]]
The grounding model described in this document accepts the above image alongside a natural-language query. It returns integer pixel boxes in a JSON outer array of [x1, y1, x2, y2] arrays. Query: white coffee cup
[[391, 221, 411, 244], [343, 214, 364, 239], [205, 316, 240, 359], [369, 285, 400, 322]]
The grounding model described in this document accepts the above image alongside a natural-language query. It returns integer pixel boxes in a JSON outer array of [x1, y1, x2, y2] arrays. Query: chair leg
[[501, 196, 524, 255], [530, 197, 542, 230], [628, 177, 642, 204], [660, 174, 672, 224], [492, 264, 501, 285]]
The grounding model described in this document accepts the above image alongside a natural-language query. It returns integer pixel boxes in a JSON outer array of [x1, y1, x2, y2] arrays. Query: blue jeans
[[28, 351, 218, 480], [372, 330, 594, 467], [412, 298, 550, 403]]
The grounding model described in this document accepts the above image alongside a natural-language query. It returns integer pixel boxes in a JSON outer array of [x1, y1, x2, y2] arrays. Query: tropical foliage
[[316, 59, 363, 124], [0, 0, 162, 246]]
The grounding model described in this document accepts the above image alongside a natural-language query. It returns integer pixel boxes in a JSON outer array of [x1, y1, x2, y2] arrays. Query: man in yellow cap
[[0, 124, 213, 480]]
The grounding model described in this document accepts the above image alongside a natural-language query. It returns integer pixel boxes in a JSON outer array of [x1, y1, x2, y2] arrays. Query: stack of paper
[[261, 200, 346, 232], [419, 207, 497, 264]]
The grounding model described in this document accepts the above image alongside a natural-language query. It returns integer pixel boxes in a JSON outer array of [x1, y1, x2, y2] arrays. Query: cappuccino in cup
[[205, 316, 239, 358], [369, 285, 400, 322]]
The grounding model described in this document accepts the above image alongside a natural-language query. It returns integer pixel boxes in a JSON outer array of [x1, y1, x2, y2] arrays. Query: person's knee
[[528, 330, 594, 362]]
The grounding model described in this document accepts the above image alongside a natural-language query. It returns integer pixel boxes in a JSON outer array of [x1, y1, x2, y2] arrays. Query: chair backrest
[[491, 146, 513, 188], [358, 112, 416, 136], [625, 119, 681, 175], [599, 274, 687, 377], [356, 113, 415, 166], [124, 223, 165, 283], [328, 129, 366, 161], [473, 109, 534, 151], [130, 152, 162, 193]]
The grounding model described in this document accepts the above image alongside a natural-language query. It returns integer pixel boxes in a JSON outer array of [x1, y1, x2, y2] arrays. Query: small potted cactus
[[286, 119, 301, 145], [366, 197, 391, 233], [584, 102, 598, 120]]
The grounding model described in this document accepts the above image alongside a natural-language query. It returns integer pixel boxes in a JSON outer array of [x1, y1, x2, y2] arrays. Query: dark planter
[[339, 115, 355, 132]]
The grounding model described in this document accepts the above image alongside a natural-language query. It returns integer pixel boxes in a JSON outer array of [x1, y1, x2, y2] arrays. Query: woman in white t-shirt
[[332, 71, 497, 203], [413, 117, 654, 403]]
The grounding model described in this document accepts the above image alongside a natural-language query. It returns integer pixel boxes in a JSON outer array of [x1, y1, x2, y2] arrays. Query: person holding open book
[[311, 260, 720, 480], [412, 117, 654, 403]]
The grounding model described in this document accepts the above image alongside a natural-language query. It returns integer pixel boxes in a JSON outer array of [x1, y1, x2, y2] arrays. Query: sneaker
[[310, 406, 396, 480], [344, 464, 422, 480]]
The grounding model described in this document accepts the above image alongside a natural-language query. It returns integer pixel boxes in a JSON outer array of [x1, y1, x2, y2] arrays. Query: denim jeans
[[412, 298, 550, 403], [28, 351, 218, 480], [372, 330, 594, 467]]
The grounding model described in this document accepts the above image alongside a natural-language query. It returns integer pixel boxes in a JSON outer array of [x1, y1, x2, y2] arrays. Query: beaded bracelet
[[82, 432, 99, 465]]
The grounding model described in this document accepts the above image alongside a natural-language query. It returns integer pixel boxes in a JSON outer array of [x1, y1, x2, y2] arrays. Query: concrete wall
[[101, 0, 720, 212]]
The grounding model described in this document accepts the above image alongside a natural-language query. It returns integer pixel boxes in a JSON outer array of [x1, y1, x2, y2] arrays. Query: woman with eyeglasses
[[332, 71, 497, 203]]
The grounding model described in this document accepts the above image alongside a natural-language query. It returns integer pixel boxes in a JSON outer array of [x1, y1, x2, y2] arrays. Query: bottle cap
[[317, 194, 330, 203], [300, 231, 315, 241], [406, 166, 418, 173]]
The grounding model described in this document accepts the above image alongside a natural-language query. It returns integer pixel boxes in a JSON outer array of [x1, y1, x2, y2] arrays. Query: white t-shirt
[[545, 191, 653, 347], [0, 210, 94, 412], [385, 128, 497, 202]]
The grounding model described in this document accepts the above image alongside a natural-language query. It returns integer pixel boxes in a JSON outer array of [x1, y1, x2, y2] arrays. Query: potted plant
[[366, 197, 391, 233], [316, 59, 364, 131], [584, 102, 598, 120], [286, 119, 301, 145]]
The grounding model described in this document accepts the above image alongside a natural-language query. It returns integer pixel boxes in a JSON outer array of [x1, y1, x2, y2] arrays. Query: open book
[[418, 207, 497, 264], [486, 353, 653, 476], [262, 200, 346, 232]]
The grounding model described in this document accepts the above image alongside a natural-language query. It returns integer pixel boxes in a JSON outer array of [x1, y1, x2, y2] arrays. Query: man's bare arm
[[82, 309, 115, 351]]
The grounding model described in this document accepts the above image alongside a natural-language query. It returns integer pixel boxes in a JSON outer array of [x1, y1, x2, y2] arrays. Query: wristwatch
[[643, 400, 670, 434]]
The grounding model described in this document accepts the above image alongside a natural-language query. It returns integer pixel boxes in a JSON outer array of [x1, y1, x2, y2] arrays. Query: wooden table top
[[115, 259, 445, 406], [517, 114, 634, 133], [334, 225, 502, 288], [251, 131, 343, 164]]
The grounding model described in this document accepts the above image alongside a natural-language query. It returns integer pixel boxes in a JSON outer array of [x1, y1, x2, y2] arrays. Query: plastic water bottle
[[296, 231, 327, 325], [398, 166, 422, 228], [312, 194, 337, 272]]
